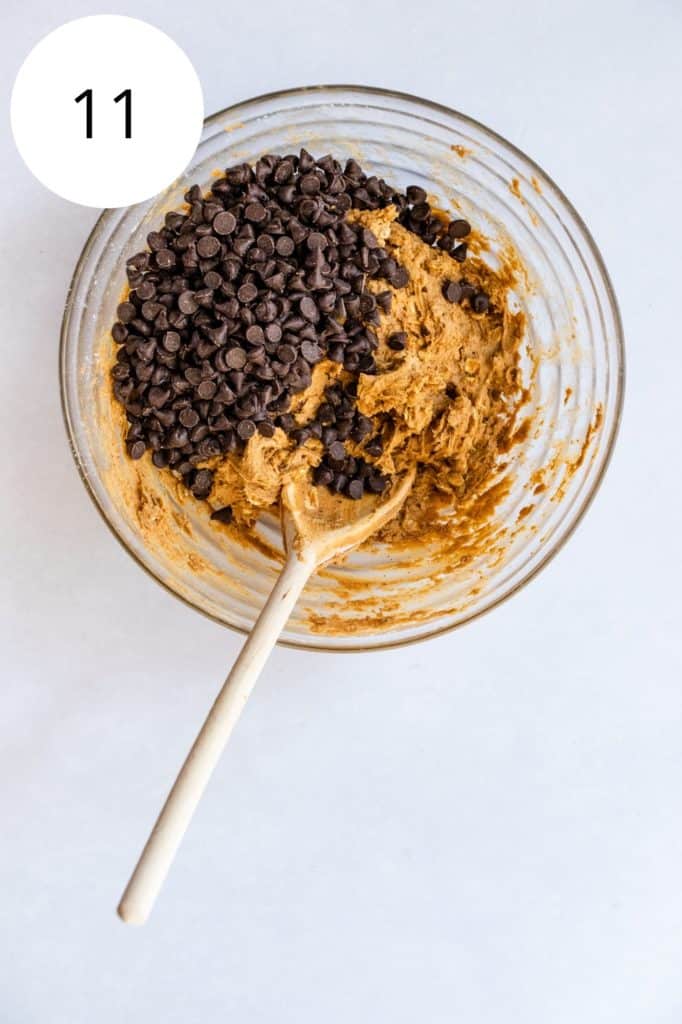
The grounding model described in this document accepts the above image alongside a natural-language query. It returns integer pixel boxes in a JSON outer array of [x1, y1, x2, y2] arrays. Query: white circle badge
[[10, 16, 204, 208]]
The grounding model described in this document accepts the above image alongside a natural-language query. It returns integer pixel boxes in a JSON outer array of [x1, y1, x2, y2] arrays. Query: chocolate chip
[[411, 202, 430, 223], [156, 249, 176, 269], [211, 505, 233, 524], [389, 266, 409, 288], [291, 427, 312, 446], [300, 173, 321, 195], [225, 347, 247, 369], [111, 363, 130, 381], [197, 379, 217, 400], [148, 386, 171, 408], [197, 236, 221, 258], [353, 415, 373, 442], [316, 402, 335, 425], [155, 409, 176, 429], [367, 473, 387, 494], [406, 185, 427, 203], [264, 323, 282, 344], [306, 231, 326, 250], [237, 282, 258, 304], [449, 219, 471, 238], [300, 340, 322, 363], [328, 440, 346, 462], [128, 440, 146, 459], [163, 330, 181, 352], [459, 280, 477, 302], [136, 281, 156, 302], [388, 332, 407, 351], [245, 202, 267, 223], [298, 197, 319, 222], [313, 464, 334, 486], [192, 469, 214, 498], [178, 291, 198, 314], [237, 419, 256, 440], [246, 324, 265, 345], [278, 184, 296, 204], [472, 292, 490, 313], [137, 340, 156, 363], [147, 231, 166, 251], [275, 235, 295, 257], [375, 291, 392, 313], [167, 426, 189, 448], [117, 301, 137, 324], [277, 344, 297, 364], [213, 211, 237, 235], [179, 407, 200, 428], [442, 280, 463, 303], [452, 243, 467, 263], [347, 478, 364, 500], [228, 370, 246, 394], [299, 296, 319, 323], [273, 160, 294, 184]]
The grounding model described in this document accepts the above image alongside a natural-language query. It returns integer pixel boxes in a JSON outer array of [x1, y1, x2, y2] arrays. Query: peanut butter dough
[[204, 206, 525, 541]]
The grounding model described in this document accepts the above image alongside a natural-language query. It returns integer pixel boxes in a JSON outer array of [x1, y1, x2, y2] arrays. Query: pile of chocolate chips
[[110, 150, 487, 507]]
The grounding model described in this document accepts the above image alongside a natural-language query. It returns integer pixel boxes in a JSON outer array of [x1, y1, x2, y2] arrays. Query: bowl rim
[[59, 83, 625, 654]]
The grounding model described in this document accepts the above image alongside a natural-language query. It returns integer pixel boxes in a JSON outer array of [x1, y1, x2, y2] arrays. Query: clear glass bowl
[[60, 85, 624, 651]]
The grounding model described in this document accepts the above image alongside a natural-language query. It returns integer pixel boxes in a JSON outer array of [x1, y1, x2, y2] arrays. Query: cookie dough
[[204, 205, 525, 540]]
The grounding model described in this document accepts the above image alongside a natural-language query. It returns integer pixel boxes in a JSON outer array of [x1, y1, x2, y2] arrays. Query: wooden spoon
[[117, 465, 415, 925]]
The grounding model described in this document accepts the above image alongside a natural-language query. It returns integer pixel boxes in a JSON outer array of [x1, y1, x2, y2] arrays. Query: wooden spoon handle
[[117, 551, 315, 926]]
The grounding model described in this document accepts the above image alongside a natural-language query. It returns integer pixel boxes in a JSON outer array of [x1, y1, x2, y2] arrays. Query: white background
[[2, 2, 681, 1022]]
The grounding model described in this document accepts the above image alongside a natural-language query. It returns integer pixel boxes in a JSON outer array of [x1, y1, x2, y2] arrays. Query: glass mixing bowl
[[60, 85, 624, 651]]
